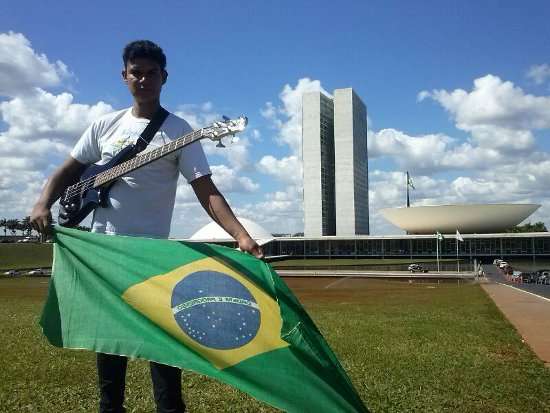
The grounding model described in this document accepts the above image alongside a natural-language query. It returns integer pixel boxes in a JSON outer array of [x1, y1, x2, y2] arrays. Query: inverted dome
[[381, 204, 540, 234], [190, 217, 272, 241]]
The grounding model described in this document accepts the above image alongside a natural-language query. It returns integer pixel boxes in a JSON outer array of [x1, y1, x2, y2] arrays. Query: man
[[30, 40, 263, 413]]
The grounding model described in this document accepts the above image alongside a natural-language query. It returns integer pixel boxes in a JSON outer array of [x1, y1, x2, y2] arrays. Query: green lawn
[[1, 277, 550, 412], [0, 244, 53, 271]]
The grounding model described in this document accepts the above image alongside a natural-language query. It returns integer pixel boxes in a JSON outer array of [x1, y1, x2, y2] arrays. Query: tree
[[21, 216, 32, 236], [506, 221, 548, 233], [6, 219, 19, 236], [0, 218, 6, 237]]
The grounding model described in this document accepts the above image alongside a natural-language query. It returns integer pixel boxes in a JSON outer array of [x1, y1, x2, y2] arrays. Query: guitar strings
[[62, 129, 205, 201]]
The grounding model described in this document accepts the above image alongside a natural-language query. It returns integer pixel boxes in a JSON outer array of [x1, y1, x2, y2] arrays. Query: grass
[[0, 244, 53, 271], [1, 277, 550, 412]]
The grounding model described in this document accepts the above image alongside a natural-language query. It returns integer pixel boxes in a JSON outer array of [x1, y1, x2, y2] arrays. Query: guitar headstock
[[202, 115, 248, 148]]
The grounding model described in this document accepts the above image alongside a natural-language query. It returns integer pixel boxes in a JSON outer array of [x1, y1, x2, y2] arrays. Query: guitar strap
[[134, 106, 170, 153]]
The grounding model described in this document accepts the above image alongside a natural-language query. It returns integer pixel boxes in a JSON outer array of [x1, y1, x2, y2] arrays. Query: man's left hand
[[237, 236, 264, 259]]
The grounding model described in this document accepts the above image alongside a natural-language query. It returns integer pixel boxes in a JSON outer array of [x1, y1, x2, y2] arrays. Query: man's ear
[[162, 70, 168, 85]]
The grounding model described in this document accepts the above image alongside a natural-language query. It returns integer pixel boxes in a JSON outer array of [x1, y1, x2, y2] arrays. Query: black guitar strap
[[134, 106, 170, 153]]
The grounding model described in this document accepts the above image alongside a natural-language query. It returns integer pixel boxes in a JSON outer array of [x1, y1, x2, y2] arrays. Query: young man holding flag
[[30, 40, 262, 413]]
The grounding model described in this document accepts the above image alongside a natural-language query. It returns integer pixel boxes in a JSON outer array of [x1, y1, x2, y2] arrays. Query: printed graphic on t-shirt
[[109, 136, 135, 155]]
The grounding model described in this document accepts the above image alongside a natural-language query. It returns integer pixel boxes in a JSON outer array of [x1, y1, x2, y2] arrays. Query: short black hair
[[122, 40, 166, 70]]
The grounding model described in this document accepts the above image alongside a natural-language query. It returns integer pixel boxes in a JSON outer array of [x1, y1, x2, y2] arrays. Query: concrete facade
[[303, 92, 335, 236], [334, 88, 369, 236], [303, 88, 369, 237], [381, 204, 540, 234]]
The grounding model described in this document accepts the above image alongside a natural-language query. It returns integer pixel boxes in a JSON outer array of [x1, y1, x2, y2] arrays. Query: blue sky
[[2, 1, 550, 237]]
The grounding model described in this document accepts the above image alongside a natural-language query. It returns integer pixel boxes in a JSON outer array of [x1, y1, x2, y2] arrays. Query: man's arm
[[30, 156, 87, 234], [191, 175, 264, 259]]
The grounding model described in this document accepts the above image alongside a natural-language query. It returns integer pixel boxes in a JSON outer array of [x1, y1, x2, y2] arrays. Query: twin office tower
[[303, 88, 369, 237]]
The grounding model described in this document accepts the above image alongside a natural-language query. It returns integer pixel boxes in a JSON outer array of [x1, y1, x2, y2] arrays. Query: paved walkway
[[482, 267, 550, 367]]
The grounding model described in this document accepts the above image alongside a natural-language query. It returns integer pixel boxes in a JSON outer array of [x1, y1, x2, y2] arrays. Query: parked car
[[493, 259, 503, 265], [408, 264, 427, 273], [3, 270, 19, 276], [535, 270, 550, 285], [520, 272, 535, 283], [510, 272, 522, 282], [27, 268, 45, 276], [498, 261, 509, 269]]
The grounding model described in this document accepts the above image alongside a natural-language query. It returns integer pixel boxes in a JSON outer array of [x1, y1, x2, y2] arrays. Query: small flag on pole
[[436, 231, 444, 241], [456, 229, 464, 242], [407, 172, 415, 190]]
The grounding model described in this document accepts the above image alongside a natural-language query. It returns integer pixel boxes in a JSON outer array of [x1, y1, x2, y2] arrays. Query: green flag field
[[1, 233, 550, 411], [40, 227, 366, 413]]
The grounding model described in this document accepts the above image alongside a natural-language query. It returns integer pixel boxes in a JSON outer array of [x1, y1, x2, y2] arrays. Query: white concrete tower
[[302, 92, 336, 237], [334, 88, 369, 235]]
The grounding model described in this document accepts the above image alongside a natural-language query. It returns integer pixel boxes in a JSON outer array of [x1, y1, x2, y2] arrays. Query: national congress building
[[303, 88, 369, 237], [187, 88, 550, 266]]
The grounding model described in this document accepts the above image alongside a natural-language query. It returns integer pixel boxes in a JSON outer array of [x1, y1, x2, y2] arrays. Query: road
[[483, 264, 550, 300]]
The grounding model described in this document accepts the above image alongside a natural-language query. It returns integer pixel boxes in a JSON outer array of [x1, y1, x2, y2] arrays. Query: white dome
[[189, 217, 272, 241], [381, 203, 540, 234]]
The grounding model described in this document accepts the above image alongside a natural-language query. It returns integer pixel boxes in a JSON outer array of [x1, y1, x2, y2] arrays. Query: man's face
[[122, 58, 167, 104]]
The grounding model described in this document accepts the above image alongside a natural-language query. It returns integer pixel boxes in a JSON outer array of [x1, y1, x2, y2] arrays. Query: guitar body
[[58, 144, 139, 227]]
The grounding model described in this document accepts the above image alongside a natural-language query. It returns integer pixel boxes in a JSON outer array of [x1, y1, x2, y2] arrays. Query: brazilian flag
[[41, 226, 368, 412]]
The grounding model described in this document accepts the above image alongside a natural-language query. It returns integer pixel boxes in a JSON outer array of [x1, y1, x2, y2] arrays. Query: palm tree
[[0, 218, 7, 237], [6, 219, 19, 236], [21, 216, 32, 236]]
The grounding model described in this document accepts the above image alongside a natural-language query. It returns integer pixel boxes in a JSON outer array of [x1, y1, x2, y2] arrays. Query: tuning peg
[[216, 140, 226, 148]]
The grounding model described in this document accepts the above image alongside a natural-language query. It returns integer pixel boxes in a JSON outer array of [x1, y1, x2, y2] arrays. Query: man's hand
[[192, 176, 265, 259], [29, 156, 86, 235], [237, 235, 264, 259], [30, 202, 53, 234]]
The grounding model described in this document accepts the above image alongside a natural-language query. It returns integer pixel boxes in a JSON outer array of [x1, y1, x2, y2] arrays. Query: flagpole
[[406, 171, 410, 208], [456, 235, 459, 273], [436, 234, 440, 273]]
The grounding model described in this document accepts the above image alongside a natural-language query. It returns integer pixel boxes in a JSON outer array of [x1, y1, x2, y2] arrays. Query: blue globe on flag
[[171, 270, 261, 350]]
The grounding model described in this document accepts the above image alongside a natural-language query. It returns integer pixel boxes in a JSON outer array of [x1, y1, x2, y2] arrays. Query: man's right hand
[[30, 202, 53, 234], [29, 156, 87, 235]]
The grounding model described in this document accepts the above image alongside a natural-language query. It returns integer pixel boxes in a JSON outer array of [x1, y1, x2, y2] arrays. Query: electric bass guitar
[[58, 116, 247, 227]]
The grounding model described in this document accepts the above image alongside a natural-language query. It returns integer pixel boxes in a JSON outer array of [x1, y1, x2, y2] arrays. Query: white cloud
[[256, 155, 302, 184], [0, 87, 113, 219], [419, 74, 550, 151], [262, 77, 330, 156], [0, 88, 112, 142], [175, 102, 219, 129], [0, 31, 71, 98], [210, 164, 259, 193], [234, 184, 304, 235], [369, 128, 506, 173], [251, 129, 262, 141], [526, 64, 550, 85], [203, 136, 251, 171], [0, 32, 112, 220]]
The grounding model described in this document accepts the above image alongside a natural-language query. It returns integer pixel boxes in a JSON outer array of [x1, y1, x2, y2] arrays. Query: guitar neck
[[93, 128, 204, 187]]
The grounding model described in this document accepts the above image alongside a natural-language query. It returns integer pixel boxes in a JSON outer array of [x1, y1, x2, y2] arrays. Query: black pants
[[97, 353, 185, 413]]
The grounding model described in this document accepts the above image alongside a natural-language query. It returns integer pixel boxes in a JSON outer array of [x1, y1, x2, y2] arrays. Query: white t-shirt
[[70, 108, 211, 238]]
